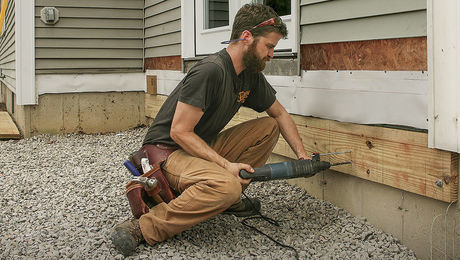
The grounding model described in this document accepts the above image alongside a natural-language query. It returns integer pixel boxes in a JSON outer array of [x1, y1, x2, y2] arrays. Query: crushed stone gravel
[[0, 127, 418, 259]]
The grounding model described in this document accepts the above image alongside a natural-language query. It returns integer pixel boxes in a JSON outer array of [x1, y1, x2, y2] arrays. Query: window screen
[[205, 0, 229, 29]]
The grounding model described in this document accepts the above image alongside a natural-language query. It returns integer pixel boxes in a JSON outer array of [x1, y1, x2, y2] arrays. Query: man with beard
[[111, 3, 309, 256]]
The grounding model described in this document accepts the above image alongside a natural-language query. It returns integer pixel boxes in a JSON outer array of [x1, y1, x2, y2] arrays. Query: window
[[205, 0, 229, 29], [255, 0, 291, 16], [183, 0, 298, 57]]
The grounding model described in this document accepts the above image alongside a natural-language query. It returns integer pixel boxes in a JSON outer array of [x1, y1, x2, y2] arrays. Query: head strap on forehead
[[221, 17, 282, 44], [252, 17, 281, 29]]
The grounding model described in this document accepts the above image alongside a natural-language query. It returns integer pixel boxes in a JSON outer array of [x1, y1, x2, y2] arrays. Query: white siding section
[[147, 70, 428, 129], [37, 73, 145, 94]]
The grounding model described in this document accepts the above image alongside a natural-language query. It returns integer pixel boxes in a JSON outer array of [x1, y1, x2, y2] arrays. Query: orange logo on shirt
[[237, 90, 250, 103]]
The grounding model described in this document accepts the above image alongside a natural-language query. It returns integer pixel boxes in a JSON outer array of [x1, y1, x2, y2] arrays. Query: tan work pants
[[139, 117, 280, 245]]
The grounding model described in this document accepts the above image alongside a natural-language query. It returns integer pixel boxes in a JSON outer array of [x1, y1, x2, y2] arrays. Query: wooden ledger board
[[146, 94, 458, 203]]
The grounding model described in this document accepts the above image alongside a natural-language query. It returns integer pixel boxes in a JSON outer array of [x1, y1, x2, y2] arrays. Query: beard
[[242, 40, 267, 73]]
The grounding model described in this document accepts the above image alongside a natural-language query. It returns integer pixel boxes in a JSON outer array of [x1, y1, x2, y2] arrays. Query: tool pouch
[[126, 182, 150, 219], [125, 144, 177, 218], [125, 162, 176, 218]]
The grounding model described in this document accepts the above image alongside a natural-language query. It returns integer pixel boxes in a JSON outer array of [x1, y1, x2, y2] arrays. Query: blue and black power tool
[[239, 152, 352, 181]]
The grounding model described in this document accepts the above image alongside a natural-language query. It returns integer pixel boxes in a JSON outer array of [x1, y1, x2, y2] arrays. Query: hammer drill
[[239, 152, 352, 181]]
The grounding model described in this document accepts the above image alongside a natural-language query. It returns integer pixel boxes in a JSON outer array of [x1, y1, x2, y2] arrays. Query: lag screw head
[[435, 179, 443, 188]]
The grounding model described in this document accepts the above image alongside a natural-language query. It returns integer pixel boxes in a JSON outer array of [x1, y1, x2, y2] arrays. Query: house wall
[[0, 1, 148, 136], [34, 0, 144, 74], [0, 0, 15, 91], [144, 0, 181, 70]]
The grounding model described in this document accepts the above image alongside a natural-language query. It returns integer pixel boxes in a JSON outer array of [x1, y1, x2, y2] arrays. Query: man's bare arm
[[266, 99, 310, 159], [170, 101, 253, 183]]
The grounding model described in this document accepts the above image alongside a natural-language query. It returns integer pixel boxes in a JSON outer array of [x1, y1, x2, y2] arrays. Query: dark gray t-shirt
[[143, 49, 276, 147]]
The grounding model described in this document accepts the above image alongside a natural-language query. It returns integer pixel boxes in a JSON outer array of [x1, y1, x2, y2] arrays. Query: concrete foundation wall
[[269, 154, 460, 260], [0, 84, 146, 137]]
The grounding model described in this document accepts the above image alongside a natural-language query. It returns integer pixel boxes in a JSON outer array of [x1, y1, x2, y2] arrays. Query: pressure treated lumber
[[0, 111, 20, 139], [145, 94, 458, 203]]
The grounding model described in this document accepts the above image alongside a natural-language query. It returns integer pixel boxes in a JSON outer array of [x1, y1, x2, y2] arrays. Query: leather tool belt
[[125, 144, 177, 218]]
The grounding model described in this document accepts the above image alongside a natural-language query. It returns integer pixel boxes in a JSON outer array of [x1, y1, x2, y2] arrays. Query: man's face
[[242, 32, 282, 73]]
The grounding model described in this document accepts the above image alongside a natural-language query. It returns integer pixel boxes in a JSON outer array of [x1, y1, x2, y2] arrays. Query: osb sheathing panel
[[144, 56, 182, 71], [146, 94, 458, 202], [301, 37, 427, 71]]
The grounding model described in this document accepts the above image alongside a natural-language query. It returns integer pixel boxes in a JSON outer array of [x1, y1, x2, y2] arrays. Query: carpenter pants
[[138, 117, 280, 245]]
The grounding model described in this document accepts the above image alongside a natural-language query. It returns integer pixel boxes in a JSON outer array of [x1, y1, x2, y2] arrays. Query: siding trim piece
[[15, 0, 36, 105], [427, 0, 460, 152], [36, 72, 145, 94], [181, 0, 194, 59]]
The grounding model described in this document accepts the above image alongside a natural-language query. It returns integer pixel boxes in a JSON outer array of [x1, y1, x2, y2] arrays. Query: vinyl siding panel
[[35, 0, 144, 74], [145, 44, 180, 57], [300, 0, 427, 44], [0, 0, 15, 90], [145, 0, 181, 58]]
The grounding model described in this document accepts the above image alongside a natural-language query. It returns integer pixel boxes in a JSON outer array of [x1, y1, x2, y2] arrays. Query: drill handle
[[239, 166, 273, 181], [239, 170, 253, 179]]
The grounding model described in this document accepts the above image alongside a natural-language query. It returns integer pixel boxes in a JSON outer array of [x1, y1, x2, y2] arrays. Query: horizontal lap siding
[[300, 0, 427, 44], [145, 0, 181, 58], [35, 0, 144, 74], [0, 0, 16, 90]]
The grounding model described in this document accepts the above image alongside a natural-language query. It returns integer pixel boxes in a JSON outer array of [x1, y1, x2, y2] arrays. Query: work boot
[[222, 197, 261, 217], [111, 219, 145, 256]]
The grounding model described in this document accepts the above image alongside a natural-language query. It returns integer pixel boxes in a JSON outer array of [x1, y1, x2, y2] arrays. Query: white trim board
[[37, 73, 146, 94], [146, 69, 428, 129], [181, 0, 195, 59], [427, 0, 460, 152], [15, 1, 35, 105]]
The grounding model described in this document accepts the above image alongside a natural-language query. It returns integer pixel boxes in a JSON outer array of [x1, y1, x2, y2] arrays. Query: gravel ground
[[0, 127, 418, 259]]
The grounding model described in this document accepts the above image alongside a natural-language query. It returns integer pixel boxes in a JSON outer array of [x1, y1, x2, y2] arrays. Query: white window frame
[[182, 0, 298, 58]]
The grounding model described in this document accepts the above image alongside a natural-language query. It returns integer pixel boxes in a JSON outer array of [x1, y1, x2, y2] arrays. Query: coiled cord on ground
[[241, 191, 300, 260]]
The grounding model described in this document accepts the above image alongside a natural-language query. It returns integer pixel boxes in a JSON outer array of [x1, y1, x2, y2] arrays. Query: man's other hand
[[224, 162, 253, 185]]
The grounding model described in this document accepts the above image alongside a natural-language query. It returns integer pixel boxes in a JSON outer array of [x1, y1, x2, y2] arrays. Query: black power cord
[[241, 192, 300, 260]]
